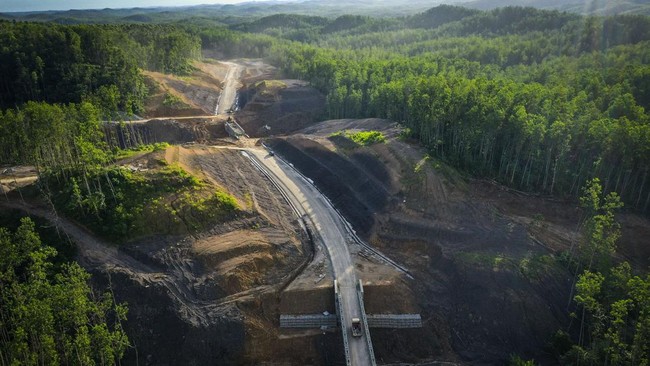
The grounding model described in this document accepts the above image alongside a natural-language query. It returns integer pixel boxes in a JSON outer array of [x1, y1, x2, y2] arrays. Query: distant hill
[[0, 0, 445, 23], [461, 0, 650, 15], [1, 0, 648, 24], [407, 4, 480, 28], [232, 13, 329, 33]]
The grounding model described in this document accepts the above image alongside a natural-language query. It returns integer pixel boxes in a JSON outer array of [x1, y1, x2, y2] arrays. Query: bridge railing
[[357, 280, 377, 366], [335, 280, 352, 366], [366, 314, 422, 328], [280, 314, 337, 328]]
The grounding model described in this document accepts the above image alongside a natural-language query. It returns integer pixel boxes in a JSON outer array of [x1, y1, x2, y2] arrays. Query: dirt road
[[215, 62, 243, 115], [0, 201, 155, 271], [104, 115, 222, 124], [242, 148, 374, 366]]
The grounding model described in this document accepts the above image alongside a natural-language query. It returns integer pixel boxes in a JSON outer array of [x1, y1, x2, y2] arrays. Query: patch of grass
[[254, 80, 287, 90], [243, 192, 254, 211], [162, 92, 189, 109], [328, 130, 387, 148], [160, 163, 203, 188], [518, 254, 556, 278], [458, 250, 559, 280], [402, 160, 426, 193], [346, 130, 386, 146], [456, 252, 513, 272], [255, 80, 287, 98], [426, 155, 467, 189], [414, 155, 430, 174], [398, 127, 413, 140]]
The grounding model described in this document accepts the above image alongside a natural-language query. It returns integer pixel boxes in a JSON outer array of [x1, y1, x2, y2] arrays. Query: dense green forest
[[0, 218, 129, 365], [1, 4, 650, 364], [0, 21, 200, 112], [257, 7, 650, 214]]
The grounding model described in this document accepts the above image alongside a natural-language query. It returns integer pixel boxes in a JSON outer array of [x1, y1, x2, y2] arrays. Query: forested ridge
[[0, 21, 200, 111], [260, 6, 650, 214], [0, 217, 130, 365]]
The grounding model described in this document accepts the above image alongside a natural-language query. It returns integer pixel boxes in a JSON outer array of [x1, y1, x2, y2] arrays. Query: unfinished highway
[[243, 148, 375, 365], [122, 59, 379, 364]]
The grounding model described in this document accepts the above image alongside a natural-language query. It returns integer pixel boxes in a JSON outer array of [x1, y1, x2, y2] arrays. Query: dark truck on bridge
[[351, 318, 362, 337]]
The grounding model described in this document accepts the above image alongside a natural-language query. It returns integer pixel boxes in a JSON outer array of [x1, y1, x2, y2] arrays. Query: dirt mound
[[266, 118, 581, 364], [143, 63, 223, 117], [236, 79, 325, 137], [266, 135, 393, 236], [191, 227, 300, 295], [104, 118, 228, 149]]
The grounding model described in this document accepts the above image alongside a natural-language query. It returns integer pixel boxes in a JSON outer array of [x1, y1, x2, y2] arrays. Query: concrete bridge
[[280, 279, 421, 366]]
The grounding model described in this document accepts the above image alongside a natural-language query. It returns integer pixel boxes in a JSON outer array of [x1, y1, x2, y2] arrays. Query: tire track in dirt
[[0, 200, 257, 326]]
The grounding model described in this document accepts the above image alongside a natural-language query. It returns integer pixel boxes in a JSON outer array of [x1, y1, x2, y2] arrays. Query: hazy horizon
[[1, 0, 282, 13]]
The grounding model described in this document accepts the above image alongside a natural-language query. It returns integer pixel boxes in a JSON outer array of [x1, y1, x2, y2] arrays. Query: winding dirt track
[[1, 201, 154, 271]]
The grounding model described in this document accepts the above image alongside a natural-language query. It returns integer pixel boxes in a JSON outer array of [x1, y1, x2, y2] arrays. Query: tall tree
[[0, 218, 129, 366]]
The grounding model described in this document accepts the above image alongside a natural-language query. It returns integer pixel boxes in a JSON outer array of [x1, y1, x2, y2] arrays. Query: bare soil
[[143, 58, 279, 119], [143, 64, 222, 117], [264, 118, 649, 365], [236, 79, 326, 137], [103, 117, 230, 149], [0, 143, 316, 365]]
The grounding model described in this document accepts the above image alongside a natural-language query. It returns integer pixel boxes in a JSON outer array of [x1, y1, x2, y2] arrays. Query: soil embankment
[[264, 118, 620, 364], [236, 79, 326, 137], [143, 63, 222, 117], [103, 118, 228, 149]]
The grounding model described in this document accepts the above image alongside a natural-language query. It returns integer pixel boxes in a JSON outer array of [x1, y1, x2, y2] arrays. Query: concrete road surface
[[245, 149, 374, 366]]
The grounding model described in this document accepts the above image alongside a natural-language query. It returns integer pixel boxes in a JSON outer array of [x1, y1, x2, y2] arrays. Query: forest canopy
[[0, 218, 129, 365]]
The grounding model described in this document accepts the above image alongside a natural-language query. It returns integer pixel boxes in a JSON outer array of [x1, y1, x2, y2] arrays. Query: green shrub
[[162, 93, 187, 108], [346, 130, 386, 145]]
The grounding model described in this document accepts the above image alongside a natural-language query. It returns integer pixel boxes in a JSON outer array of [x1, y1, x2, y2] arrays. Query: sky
[[1, 0, 275, 13]]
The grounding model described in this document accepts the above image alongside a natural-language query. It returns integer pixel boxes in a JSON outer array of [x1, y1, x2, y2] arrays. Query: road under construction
[[105, 60, 418, 365]]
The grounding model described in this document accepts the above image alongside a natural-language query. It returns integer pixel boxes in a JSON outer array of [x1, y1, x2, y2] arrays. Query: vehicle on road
[[351, 318, 362, 337]]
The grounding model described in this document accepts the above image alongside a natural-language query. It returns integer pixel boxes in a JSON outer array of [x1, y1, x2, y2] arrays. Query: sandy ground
[[0, 166, 38, 194]]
